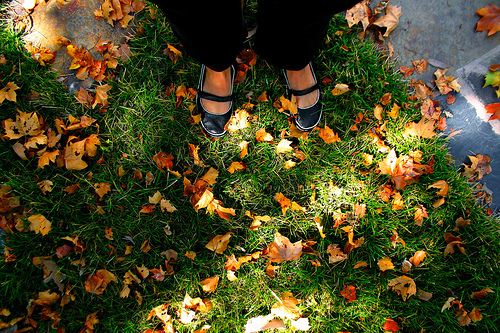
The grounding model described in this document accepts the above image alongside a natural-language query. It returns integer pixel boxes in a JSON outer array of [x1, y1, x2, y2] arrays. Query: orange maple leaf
[[152, 152, 174, 171], [84, 269, 116, 294], [205, 232, 232, 254], [268, 231, 303, 264], [319, 125, 341, 143], [387, 275, 416, 301], [256, 128, 274, 142], [409, 250, 426, 268], [200, 275, 219, 293], [476, 4, 500, 36], [485, 103, 500, 120]]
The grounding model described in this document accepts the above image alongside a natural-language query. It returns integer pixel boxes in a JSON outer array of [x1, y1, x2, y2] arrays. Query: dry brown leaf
[[160, 199, 177, 213], [0, 82, 19, 103], [388, 275, 417, 301], [84, 269, 116, 295], [200, 275, 219, 293], [462, 154, 492, 180], [205, 232, 232, 254], [345, 0, 371, 31], [94, 182, 111, 199], [470, 287, 494, 299], [327, 244, 347, 263], [37, 180, 53, 195], [414, 205, 428, 226], [268, 231, 303, 264], [372, 5, 402, 37], [404, 118, 436, 138], [428, 180, 449, 196], [412, 58, 429, 74]]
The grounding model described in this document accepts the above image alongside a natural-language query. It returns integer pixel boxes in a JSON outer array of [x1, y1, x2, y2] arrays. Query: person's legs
[[254, 0, 360, 71], [254, 0, 360, 130], [150, 0, 246, 136], [151, 0, 246, 72]]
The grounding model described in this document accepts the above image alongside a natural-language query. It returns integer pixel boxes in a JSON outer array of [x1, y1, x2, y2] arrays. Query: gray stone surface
[[385, 0, 500, 212]]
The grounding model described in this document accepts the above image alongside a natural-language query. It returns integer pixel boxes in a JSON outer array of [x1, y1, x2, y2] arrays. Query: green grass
[[1, 2, 500, 333]]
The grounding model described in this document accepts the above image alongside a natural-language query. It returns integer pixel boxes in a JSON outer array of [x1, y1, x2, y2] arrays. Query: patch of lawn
[[1, 2, 500, 333]]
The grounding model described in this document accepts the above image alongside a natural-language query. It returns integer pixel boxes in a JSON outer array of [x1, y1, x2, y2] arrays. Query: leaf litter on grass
[[1, 1, 500, 332]]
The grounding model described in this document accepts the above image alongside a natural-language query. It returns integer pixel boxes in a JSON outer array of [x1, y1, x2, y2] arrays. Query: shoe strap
[[198, 90, 232, 103], [288, 83, 320, 97]]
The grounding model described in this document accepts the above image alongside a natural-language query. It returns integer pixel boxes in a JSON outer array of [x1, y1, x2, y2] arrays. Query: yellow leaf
[[284, 160, 296, 169], [149, 191, 163, 204], [331, 83, 350, 96], [378, 257, 394, 271], [185, 251, 196, 260], [388, 103, 400, 118], [0, 82, 19, 103], [256, 128, 274, 142], [353, 261, 368, 269], [37, 150, 59, 169], [201, 167, 219, 185], [28, 214, 52, 236], [276, 139, 293, 154], [228, 161, 246, 174]]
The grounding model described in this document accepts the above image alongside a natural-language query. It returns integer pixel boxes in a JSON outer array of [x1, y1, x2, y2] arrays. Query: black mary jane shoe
[[283, 62, 323, 132], [196, 64, 236, 138]]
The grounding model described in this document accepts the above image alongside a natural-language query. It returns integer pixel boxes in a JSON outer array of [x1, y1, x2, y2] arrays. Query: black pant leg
[[254, 0, 361, 70], [150, 0, 247, 71]]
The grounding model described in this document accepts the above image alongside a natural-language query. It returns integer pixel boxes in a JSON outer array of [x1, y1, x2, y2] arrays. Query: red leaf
[[55, 244, 73, 258], [382, 318, 402, 332], [340, 285, 356, 302], [485, 103, 500, 120]]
